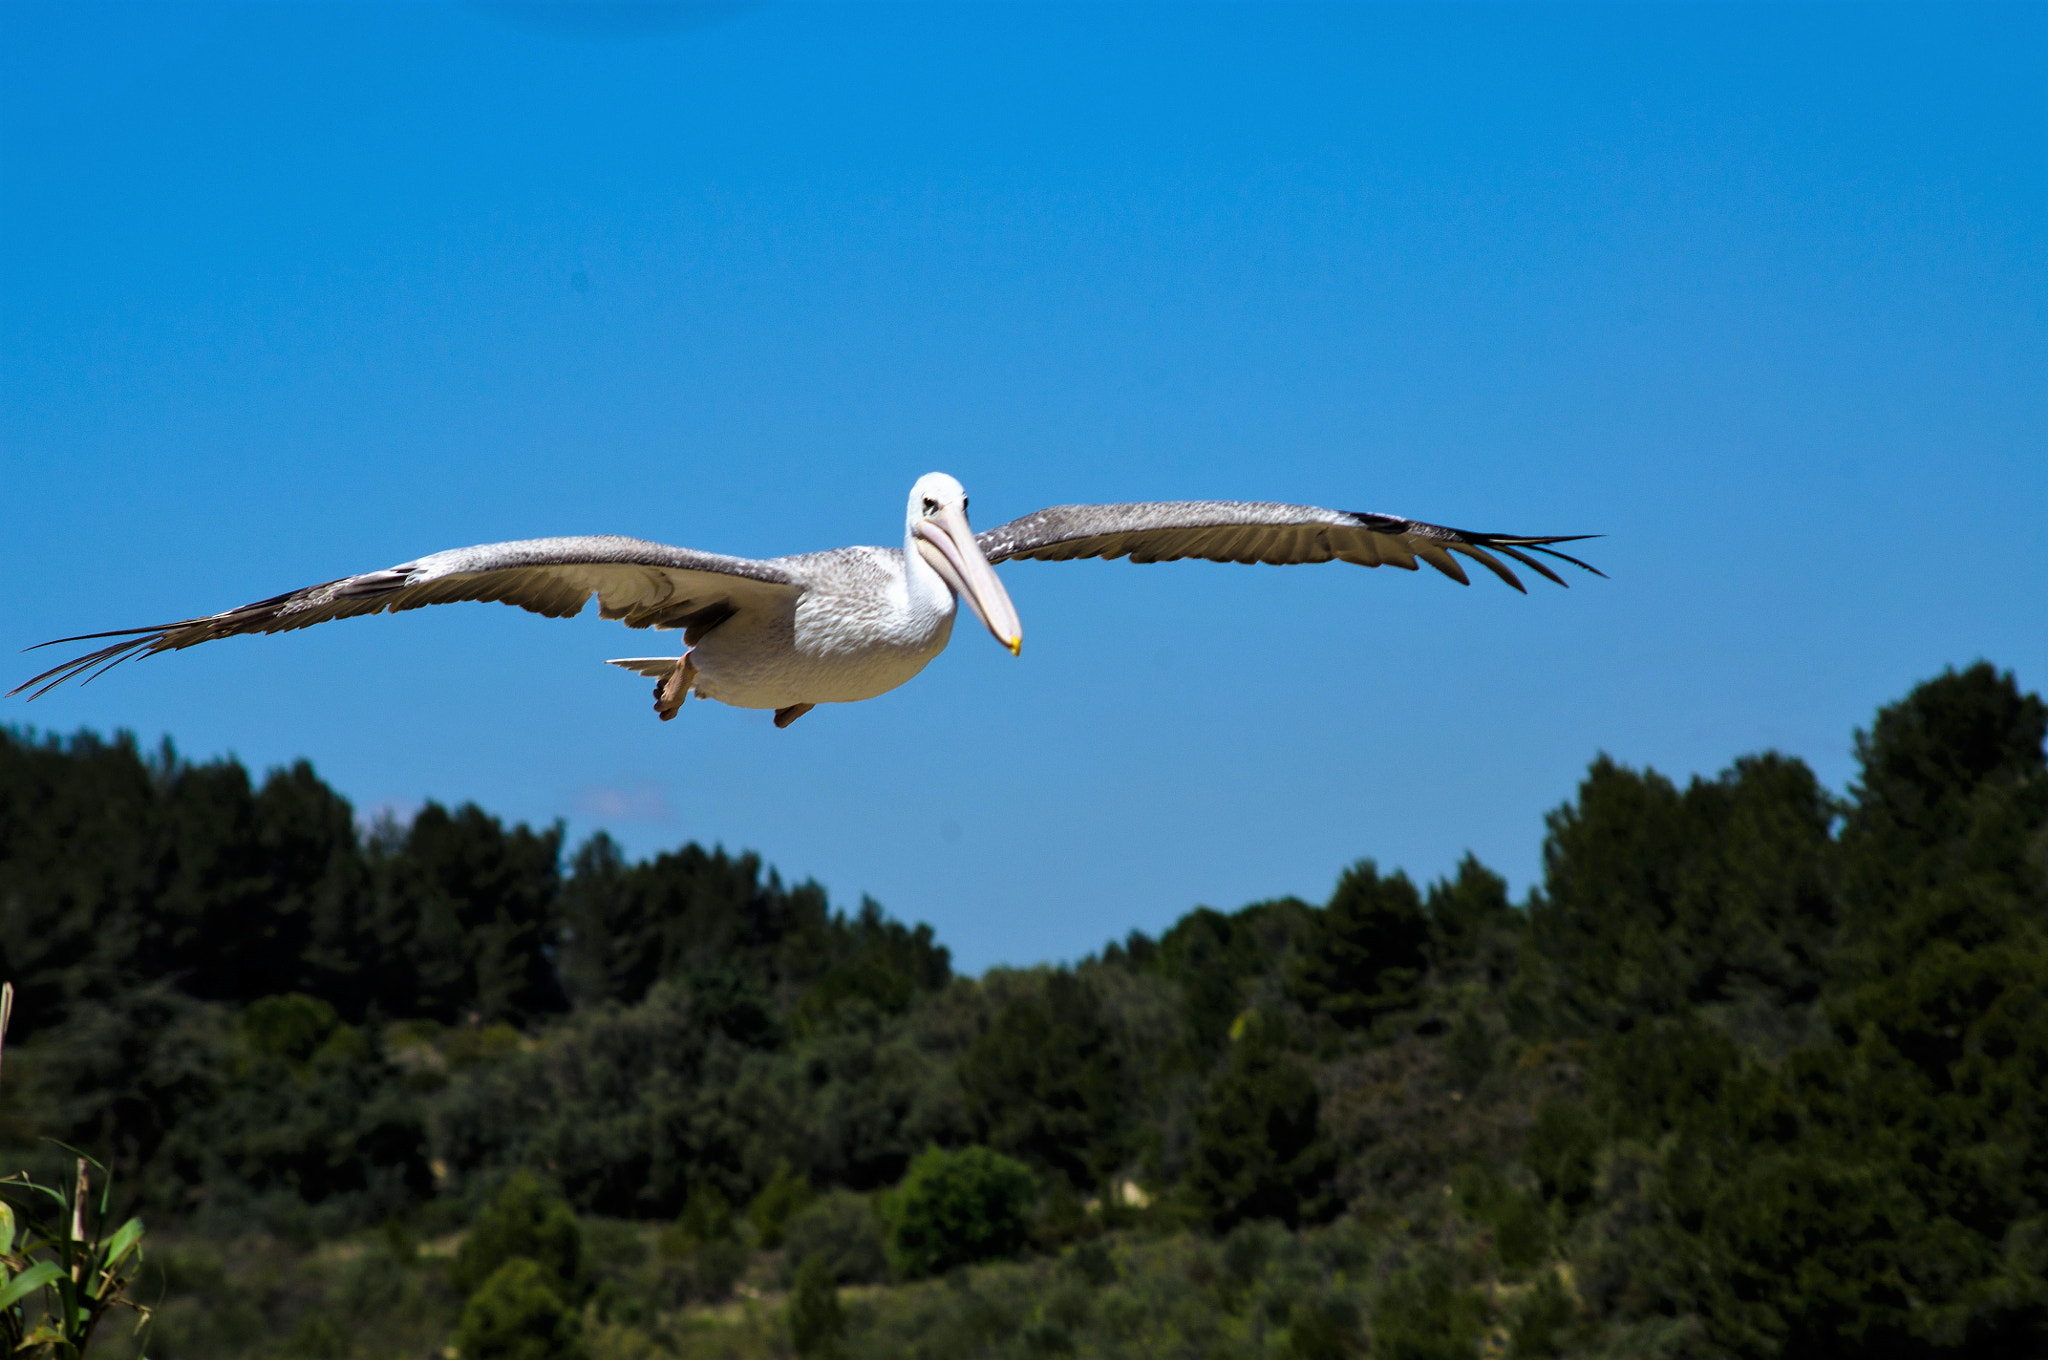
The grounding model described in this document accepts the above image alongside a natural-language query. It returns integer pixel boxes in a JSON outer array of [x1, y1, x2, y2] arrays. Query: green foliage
[[1658, 930, 2048, 1355], [1370, 1248, 1489, 1360], [1290, 861, 1431, 1026], [664, 1183, 736, 1253], [1146, 901, 1308, 1055], [432, 982, 708, 1218], [455, 1257, 585, 1360], [0, 734, 366, 1039], [5, 661, 2048, 1358], [556, 834, 915, 1022], [1, 974, 151, 1357], [452, 1171, 581, 1299], [1526, 751, 1840, 1037], [240, 993, 349, 1068], [1521, 1098, 1599, 1216], [1062, 1238, 1118, 1287], [1456, 1166, 1549, 1272], [198, 1013, 430, 1224], [658, 1184, 750, 1301], [1506, 1272, 1578, 1358], [787, 1253, 846, 1357], [0, 1159, 151, 1358], [747, 1159, 813, 1248], [1219, 1216, 1284, 1299], [1186, 1019, 1335, 1230], [782, 1190, 888, 1285], [790, 897, 952, 1029], [1288, 1294, 1365, 1360], [1445, 1003, 1495, 1089], [5, 984, 231, 1207], [1496, 665, 2048, 1357], [958, 970, 1134, 1190], [367, 802, 568, 1025], [1425, 854, 1518, 970], [883, 1145, 1038, 1279], [1842, 660, 2048, 927]]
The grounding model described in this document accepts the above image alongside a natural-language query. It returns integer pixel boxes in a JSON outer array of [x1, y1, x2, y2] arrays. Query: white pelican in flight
[[14, 473, 1599, 727]]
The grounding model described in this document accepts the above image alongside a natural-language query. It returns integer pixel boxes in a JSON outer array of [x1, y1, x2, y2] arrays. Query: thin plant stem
[[72, 1160, 88, 1281]]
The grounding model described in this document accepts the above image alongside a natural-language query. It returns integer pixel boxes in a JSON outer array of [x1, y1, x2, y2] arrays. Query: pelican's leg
[[774, 703, 814, 729], [654, 652, 698, 722]]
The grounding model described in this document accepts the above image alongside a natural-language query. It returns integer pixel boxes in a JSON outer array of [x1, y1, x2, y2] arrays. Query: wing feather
[[1368, 531, 1419, 571], [1408, 538, 1470, 584], [978, 501, 1600, 592], [1443, 541, 1523, 590], [14, 535, 799, 699]]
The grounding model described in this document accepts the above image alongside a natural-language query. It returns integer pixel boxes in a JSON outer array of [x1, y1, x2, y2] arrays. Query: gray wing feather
[[976, 502, 1601, 591], [14, 535, 800, 699]]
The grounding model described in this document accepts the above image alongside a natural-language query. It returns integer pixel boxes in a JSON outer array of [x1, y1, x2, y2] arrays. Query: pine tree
[[1288, 861, 1430, 1027], [1185, 1018, 1335, 1229]]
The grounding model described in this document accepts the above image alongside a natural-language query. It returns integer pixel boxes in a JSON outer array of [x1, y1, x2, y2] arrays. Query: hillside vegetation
[[2, 662, 2043, 1359]]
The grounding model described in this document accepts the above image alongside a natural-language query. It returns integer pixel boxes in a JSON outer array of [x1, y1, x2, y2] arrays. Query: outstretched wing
[[13, 535, 800, 699], [976, 501, 1601, 591]]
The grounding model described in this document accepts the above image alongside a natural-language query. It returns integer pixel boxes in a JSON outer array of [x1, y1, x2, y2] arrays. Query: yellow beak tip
[[1007, 639, 1022, 657]]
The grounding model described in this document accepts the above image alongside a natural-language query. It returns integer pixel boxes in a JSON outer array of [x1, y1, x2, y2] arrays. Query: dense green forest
[[2, 662, 2043, 1359]]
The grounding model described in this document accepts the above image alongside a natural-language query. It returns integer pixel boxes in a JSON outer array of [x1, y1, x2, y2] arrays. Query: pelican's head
[[907, 472, 1023, 656]]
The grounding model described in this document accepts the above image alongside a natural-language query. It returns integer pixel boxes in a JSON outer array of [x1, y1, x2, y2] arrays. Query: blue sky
[[3, 1, 2042, 973]]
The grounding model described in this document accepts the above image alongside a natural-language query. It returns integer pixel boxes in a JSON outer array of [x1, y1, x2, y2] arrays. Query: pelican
[[13, 473, 1600, 727]]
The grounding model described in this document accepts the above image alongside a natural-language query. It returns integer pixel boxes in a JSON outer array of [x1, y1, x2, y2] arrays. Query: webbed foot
[[655, 654, 698, 722]]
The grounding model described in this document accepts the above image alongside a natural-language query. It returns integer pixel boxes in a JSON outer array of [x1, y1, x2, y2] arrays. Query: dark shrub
[[783, 1189, 889, 1285], [455, 1258, 585, 1360], [789, 1252, 847, 1357], [1289, 861, 1431, 1026], [451, 1171, 581, 1298], [658, 1184, 750, 1301], [883, 1145, 1037, 1279], [1185, 1021, 1335, 1230], [749, 1159, 814, 1248]]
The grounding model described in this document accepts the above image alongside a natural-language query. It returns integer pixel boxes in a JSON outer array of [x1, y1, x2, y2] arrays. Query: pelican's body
[[15, 471, 1599, 726], [688, 546, 954, 709]]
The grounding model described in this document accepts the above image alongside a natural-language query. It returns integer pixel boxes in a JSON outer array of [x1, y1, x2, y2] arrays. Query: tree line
[[1, 661, 2042, 1358]]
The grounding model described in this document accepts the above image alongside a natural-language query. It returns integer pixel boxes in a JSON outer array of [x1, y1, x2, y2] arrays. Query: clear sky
[[3, 2, 2042, 973]]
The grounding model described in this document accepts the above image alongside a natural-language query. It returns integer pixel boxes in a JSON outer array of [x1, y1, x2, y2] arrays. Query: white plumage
[[14, 472, 1599, 727]]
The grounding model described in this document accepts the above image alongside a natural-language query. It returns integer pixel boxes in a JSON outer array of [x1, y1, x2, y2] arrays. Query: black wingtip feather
[[10, 631, 172, 700], [1454, 531, 1605, 587], [1526, 541, 1607, 579], [1344, 512, 1604, 589], [21, 622, 186, 653]]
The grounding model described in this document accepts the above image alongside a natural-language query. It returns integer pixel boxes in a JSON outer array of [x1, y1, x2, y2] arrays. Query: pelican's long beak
[[915, 505, 1023, 655]]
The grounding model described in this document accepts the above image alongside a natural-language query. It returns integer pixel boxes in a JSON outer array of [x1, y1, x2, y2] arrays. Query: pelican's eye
[[922, 497, 938, 515]]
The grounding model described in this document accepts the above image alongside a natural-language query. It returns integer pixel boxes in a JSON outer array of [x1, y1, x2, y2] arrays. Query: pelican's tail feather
[[608, 655, 697, 722], [605, 657, 682, 679]]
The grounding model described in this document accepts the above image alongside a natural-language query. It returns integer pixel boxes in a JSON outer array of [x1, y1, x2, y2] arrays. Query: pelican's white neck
[[904, 517, 958, 623]]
